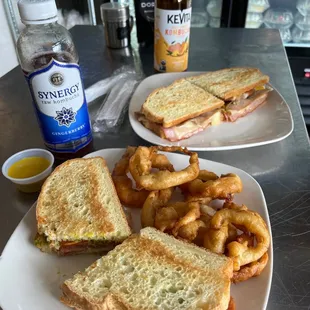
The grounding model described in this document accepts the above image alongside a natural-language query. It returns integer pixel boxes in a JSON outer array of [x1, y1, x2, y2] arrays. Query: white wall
[[0, 1, 19, 77]]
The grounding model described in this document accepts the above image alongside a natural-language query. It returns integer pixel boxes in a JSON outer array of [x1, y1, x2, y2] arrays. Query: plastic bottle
[[154, 0, 192, 72], [16, 0, 93, 161]]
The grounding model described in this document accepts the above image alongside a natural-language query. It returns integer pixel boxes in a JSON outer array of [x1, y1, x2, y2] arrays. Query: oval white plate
[[0, 149, 273, 310], [129, 72, 294, 151]]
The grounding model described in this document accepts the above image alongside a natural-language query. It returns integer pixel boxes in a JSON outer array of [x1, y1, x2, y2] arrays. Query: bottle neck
[[24, 20, 58, 28]]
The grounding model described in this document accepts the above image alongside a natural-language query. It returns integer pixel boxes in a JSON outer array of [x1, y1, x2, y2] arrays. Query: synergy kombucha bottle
[[16, 0, 93, 161]]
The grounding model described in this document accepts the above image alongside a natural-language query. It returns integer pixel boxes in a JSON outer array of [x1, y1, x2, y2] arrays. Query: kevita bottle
[[154, 0, 192, 72], [16, 0, 93, 160]]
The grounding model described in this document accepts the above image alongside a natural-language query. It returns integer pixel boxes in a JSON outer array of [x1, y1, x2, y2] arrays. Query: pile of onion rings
[[113, 146, 270, 284]]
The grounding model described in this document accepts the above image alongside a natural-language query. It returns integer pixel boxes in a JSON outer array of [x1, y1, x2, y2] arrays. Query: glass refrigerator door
[[192, 0, 222, 28], [245, 0, 310, 48]]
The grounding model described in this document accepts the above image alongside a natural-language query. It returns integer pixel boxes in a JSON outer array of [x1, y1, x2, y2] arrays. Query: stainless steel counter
[[0, 26, 310, 309]]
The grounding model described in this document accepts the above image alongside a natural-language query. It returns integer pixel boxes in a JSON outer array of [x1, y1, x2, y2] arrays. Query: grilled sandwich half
[[187, 67, 271, 122], [61, 227, 233, 310], [137, 78, 224, 142], [35, 157, 131, 255]]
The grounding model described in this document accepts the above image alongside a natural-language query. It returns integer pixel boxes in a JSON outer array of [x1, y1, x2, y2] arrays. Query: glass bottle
[[16, 0, 93, 161], [154, 0, 192, 72]]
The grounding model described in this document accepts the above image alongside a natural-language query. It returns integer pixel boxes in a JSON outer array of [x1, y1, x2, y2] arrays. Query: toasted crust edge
[[141, 78, 224, 128], [61, 283, 129, 310]]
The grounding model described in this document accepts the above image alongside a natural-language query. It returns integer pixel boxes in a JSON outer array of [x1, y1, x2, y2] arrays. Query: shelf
[[284, 43, 310, 48]]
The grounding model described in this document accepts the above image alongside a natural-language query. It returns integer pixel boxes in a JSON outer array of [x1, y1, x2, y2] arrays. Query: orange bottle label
[[154, 8, 191, 72]]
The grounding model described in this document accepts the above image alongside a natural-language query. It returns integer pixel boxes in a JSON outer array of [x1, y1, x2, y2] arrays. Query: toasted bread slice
[[36, 157, 131, 253], [140, 227, 233, 278], [61, 227, 233, 310], [141, 79, 224, 128], [187, 67, 269, 100]]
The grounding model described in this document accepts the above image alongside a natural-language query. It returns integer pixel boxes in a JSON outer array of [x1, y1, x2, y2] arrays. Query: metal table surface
[[0, 26, 310, 309]]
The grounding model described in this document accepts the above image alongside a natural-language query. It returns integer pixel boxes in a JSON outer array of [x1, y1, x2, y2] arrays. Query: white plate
[[129, 72, 294, 151], [0, 149, 273, 310]]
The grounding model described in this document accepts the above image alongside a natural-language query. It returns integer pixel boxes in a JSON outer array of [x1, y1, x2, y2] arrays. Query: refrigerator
[[242, 0, 310, 127]]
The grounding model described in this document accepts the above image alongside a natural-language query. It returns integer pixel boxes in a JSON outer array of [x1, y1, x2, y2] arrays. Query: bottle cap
[[18, 0, 58, 25]]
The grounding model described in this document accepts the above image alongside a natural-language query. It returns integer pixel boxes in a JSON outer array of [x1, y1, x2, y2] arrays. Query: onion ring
[[112, 146, 136, 176], [113, 147, 174, 208], [183, 173, 243, 200], [112, 147, 149, 208], [129, 146, 199, 190], [141, 187, 174, 228], [232, 252, 269, 283], [177, 219, 206, 242], [180, 170, 218, 192], [154, 201, 201, 236], [112, 176, 150, 208], [211, 208, 270, 270], [154, 205, 178, 232], [203, 225, 229, 254], [190, 214, 212, 246], [170, 201, 201, 236]]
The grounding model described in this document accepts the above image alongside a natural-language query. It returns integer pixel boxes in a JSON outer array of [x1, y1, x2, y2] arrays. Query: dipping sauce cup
[[2, 149, 54, 193]]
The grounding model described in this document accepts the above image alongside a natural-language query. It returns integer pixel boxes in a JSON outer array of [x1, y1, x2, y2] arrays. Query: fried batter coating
[[141, 187, 174, 228], [232, 252, 269, 283], [113, 147, 174, 208], [129, 146, 199, 190], [208, 208, 270, 271], [182, 173, 243, 200]]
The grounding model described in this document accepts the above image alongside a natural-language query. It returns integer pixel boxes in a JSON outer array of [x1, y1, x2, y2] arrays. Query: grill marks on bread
[[62, 228, 233, 310], [141, 79, 224, 128], [186, 67, 269, 100], [36, 157, 131, 246]]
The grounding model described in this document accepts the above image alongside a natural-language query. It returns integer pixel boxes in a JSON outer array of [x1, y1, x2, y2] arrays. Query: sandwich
[[35, 157, 132, 255], [187, 67, 271, 122], [61, 227, 233, 310], [137, 67, 271, 142], [136, 78, 225, 142]]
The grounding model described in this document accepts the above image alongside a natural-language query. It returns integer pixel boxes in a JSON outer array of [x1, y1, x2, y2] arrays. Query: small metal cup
[[100, 2, 133, 49]]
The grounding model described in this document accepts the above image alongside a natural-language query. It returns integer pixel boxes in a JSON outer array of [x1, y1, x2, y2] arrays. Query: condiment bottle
[[154, 0, 192, 72], [16, 0, 93, 161]]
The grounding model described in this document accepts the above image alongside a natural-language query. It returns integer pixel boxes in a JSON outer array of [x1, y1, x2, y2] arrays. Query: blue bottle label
[[25, 59, 92, 152]]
